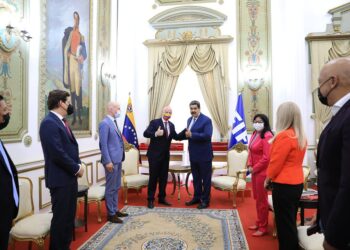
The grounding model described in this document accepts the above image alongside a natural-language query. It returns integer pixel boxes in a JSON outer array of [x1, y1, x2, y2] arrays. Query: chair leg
[[34, 238, 45, 250], [76, 200, 81, 218], [232, 190, 237, 208], [97, 201, 102, 223], [28, 241, 32, 250], [124, 188, 128, 204], [272, 212, 277, 237]]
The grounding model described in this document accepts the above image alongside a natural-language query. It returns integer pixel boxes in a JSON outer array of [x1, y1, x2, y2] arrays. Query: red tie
[[164, 121, 168, 138], [62, 118, 73, 139]]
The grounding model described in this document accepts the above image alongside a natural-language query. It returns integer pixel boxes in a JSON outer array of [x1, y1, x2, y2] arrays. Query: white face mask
[[114, 110, 121, 119], [253, 122, 264, 131]]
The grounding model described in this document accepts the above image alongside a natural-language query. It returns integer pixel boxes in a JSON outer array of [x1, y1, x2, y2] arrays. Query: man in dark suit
[[144, 106, 184, 208], [183, 100, 213, 209], [316, 58, 350, 250], [39, 90, 84, 250], [0, 95, 19, 249]]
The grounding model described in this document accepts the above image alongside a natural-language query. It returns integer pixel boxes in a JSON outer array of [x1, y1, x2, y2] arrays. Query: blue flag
[[122, 96, 139, 150], [228, 93, 248, 149]]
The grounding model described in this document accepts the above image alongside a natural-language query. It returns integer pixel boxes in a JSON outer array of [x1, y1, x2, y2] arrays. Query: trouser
[[49, 181, 78, 250], [190, 160, 212, 204], [272, 182, 303, 250], [147, 156, 169, 201], [105, 163, 122, 216], [252, 174, 269, 232]]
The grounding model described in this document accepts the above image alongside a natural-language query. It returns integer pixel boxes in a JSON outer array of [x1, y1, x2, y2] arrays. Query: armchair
[[122, 143, 149, 204], [77, 162, 105, 223], [10, 177, 52, 250], [211, 143, 248, 207]]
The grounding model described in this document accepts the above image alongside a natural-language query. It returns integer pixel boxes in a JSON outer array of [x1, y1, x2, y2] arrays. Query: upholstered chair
[[268, 165, 311, 237], [77, 162, 105, 222], [10, 177, 52, 250], [211, 142, 248, 207], [122, 143, 149, 204], [297, 225, 324, 250]]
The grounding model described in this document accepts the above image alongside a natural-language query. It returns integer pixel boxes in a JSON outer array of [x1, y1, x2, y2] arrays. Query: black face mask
[[67, 104, 74, 115], [0, 113, 10, 130], [317, 87, 329, 106]]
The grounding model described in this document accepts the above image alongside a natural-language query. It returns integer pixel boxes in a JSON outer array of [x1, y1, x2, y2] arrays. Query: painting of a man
[[62, 11, 87, 125]]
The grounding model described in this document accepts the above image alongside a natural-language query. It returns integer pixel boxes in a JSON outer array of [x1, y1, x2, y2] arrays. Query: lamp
[[5, 24, 32, 42]]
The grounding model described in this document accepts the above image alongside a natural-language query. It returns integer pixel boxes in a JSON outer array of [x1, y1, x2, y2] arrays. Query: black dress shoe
[[185, 199, 201, 206], [159, 199, 172, 206], [147, 200, 154, 209], [116, 211, 129, 217], [107, 215, 123, 223], [197, 202, 209, 209]]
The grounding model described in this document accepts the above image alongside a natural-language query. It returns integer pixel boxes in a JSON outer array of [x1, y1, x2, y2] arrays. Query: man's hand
[[106, 163, 113, 173], [77, 166, 84, 178], [248, 166, 253, 175], [185, 129, 192, 138], [264, 177, 272, 190], [323, 240, 337, 250], [155, 126, 164, 137]]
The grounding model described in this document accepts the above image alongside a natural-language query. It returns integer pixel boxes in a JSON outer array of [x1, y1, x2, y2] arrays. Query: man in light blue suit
[[99, 102, 128, 223]]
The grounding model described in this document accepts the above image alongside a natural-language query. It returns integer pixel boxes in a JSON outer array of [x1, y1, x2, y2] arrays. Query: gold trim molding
[[144, 36, 233, 47]]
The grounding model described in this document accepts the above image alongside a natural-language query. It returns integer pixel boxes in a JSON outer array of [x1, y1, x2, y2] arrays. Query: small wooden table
[[73, 185, 89, 240], [299, 196, 318, 225], [168, 165, 192, 200]]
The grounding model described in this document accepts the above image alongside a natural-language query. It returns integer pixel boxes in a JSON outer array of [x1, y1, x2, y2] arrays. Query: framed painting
[[0, 0, 28, 142], [39, 0, 92, 137], [96, 0, 112, 130]]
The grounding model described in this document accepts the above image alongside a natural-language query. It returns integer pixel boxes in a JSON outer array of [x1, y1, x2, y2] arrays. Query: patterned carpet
[[79, 206, 249, 250]]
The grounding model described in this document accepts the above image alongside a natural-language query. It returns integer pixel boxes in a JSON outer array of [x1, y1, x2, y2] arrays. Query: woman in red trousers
[[247, 114, 273, 237]]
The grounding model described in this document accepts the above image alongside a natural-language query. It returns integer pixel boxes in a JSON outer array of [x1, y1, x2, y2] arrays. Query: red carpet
[[11, 182, 315, 250]]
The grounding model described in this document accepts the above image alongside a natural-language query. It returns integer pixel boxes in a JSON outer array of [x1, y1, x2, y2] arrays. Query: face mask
[[318, 77, 335, 106], [253, 122, 264, 131], [67, 104, 74, 115], [318, 87, 329, 106], [0, 113, 10, 130], [163, 112, 171, 120], [114, 110, 121, 119]]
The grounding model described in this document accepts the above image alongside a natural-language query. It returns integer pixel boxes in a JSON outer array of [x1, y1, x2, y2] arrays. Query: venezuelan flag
[[122, 96, 139, 150]]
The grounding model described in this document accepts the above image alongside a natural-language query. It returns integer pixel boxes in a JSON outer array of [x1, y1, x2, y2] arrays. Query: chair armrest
[[212, 165, 227, 175], [236, 169, 247, 180]]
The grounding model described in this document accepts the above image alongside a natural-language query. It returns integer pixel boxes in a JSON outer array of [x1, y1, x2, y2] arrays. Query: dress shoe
[[252, 230, 267, 237], [147, 200, 154, 209], [197, 202, 209, 209], [248, 225, 258, 231], [107, 215, 123, 223], [116, 211, 129, 217], [185, 199, 201, 206], [159, 199, 172, 206]]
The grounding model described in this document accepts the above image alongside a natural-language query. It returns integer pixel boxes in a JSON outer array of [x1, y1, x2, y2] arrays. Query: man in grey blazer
[[99, 102, 128, 223]]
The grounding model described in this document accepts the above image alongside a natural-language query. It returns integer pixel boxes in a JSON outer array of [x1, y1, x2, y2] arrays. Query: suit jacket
[[186, 113, 213, 162], [0, 140, 19, 218], [39, 112, 80, 188], [267, 128, 306, 185], [317, 99, 350, 249], [143, 118, 183, 160], [99, 116, 125, 165], [247, 131, 273, 176]]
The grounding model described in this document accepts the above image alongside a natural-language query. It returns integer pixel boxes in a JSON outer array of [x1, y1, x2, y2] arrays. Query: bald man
[[316, 58, 350, 250], [143, 106, 184, 208], [99, 102, 128, 223]]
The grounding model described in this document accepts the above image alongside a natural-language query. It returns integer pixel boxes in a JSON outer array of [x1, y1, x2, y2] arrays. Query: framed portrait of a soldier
[[39, 0, 92, 137]]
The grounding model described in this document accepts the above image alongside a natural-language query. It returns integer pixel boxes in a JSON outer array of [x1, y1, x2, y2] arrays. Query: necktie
[[164, 121, 168, 138], [189, 118, 196, 130], [114, 119, 121, 137], [62, 118, 73, 139], [0, 141, 19, 207]]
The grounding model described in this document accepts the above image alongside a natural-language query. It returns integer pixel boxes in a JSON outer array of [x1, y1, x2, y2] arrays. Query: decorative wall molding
[[155, 0, 217, 6], [237, 0, 272, 131], [39, 176, 51, 209]]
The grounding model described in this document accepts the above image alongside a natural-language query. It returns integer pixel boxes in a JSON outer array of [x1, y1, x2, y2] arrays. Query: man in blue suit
[[183, 100, 213, 209], [40, 90, 84, 250], [0, 95, 19, 250], [99, 102, 128, 223]]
